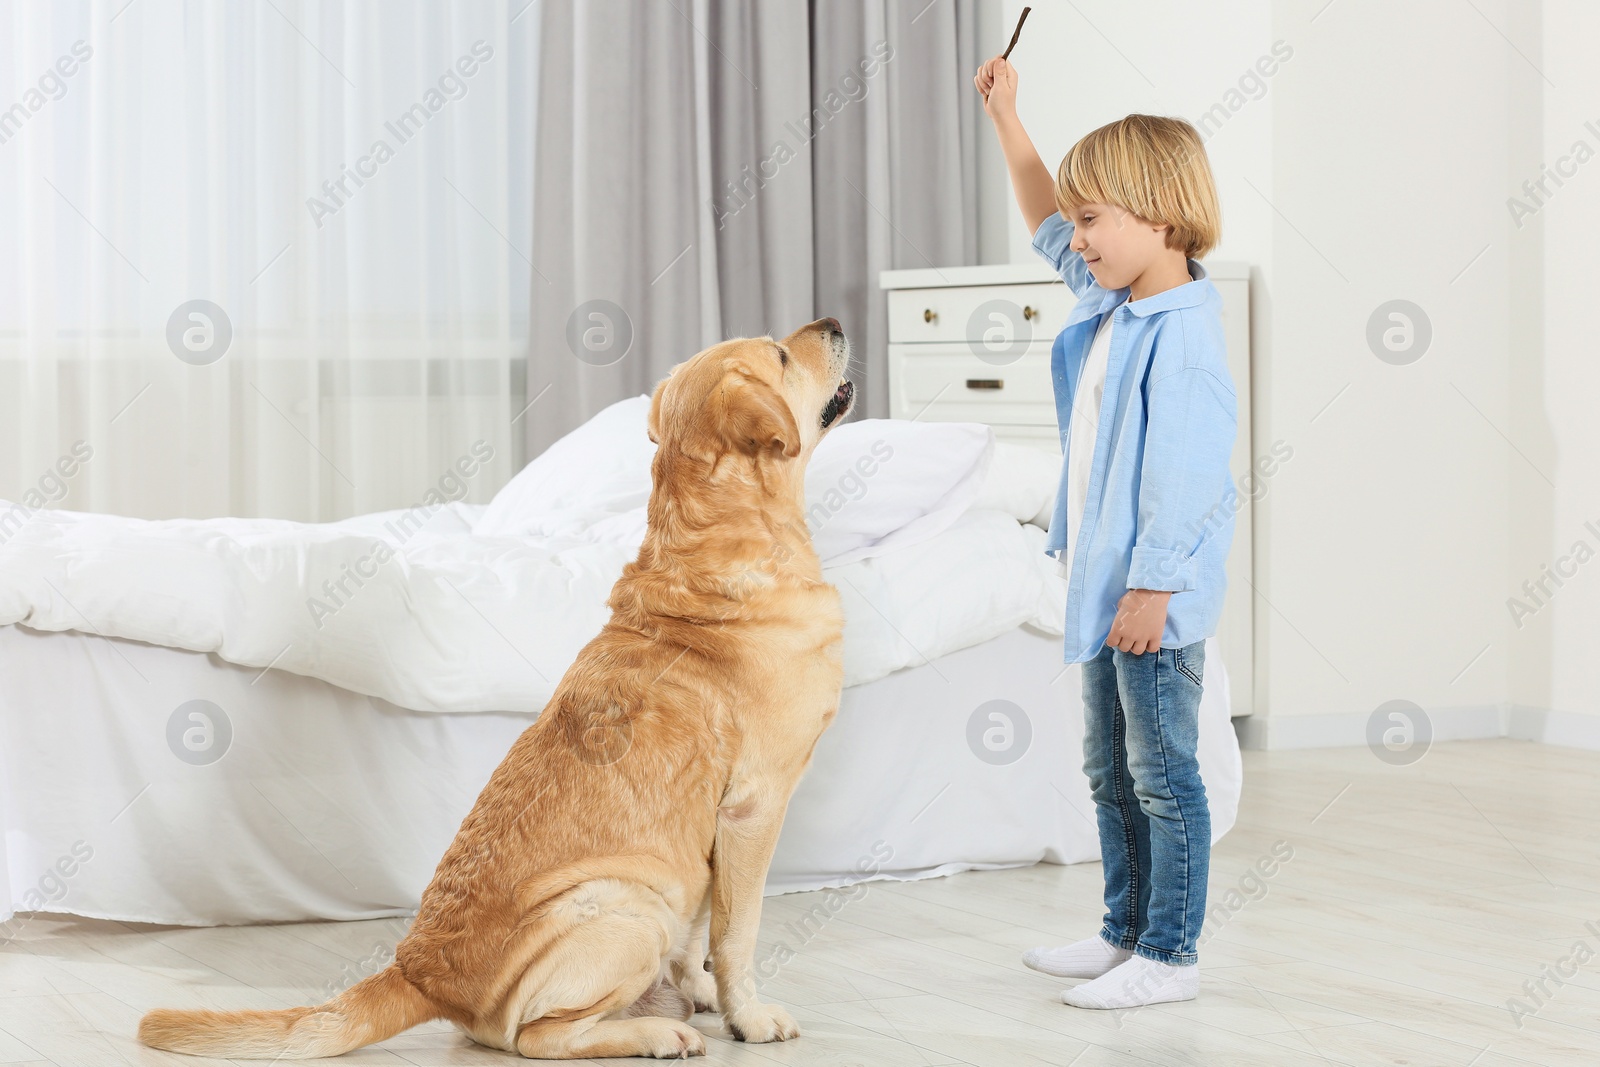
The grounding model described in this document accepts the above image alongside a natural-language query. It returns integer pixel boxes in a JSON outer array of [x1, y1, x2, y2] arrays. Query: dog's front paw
[[725, 1002, 799, 1043], [647, 1020, 706, 1058], [683, 970, 720, 1013]]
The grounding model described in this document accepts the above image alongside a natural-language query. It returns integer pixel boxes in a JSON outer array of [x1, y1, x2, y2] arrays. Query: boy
[[975, 56, 1237, 1009]]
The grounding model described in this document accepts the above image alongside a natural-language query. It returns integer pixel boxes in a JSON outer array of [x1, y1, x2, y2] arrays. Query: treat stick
[[984, 7, 1031, 100], [1001, 6, 1031, 61]]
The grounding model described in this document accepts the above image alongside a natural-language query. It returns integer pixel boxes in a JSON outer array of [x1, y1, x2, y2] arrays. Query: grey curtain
[[526, 0, 987, 458]]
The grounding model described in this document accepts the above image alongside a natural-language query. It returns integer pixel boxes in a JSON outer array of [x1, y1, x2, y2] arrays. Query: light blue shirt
[[1030, 211, 1238, 664]]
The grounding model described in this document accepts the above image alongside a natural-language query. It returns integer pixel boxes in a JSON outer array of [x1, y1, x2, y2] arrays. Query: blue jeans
[[1081, 640, 1210, 966]]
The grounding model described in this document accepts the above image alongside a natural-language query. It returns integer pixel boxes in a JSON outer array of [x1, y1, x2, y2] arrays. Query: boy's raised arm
[[975, 57, 1056, 236], [976, 56, 1095, 296]]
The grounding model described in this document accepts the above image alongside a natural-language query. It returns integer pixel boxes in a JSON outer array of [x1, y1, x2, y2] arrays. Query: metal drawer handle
[[923, 308, 937, 323], [966, 378, 1004, 390], [1023, 305, 1039, 321]]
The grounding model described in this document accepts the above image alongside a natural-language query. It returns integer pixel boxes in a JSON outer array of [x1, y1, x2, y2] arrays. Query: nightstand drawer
[[886, 282, 1070, 345], [888, 346, 1056, 425]]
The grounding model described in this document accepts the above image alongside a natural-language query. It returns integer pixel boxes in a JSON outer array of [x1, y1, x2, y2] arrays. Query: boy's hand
[[974, 56, 1017, 120], [1105, 589, 1172, 655]]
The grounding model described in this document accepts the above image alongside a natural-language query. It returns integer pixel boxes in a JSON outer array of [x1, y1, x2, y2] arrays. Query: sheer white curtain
[[0, 0, 537, 521]]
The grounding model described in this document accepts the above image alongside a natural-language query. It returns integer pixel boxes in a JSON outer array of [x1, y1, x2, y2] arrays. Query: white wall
[[1523, 2, 1600, 731], [1258, 0, 1516, 730], [994, 1, 1599, 742]]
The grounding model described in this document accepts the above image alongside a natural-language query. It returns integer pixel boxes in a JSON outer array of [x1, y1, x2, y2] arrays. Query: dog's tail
[[138, 963, 437, 1060]]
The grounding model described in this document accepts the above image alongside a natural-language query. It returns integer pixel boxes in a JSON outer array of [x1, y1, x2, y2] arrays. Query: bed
[[0, 398, 1242, 927]]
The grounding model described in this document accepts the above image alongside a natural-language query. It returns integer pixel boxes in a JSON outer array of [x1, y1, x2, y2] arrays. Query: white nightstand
[[879, 261, 1255, 718]]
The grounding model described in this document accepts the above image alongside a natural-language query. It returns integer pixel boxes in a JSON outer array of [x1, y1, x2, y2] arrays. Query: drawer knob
[[966, 378, 1004, 390], [1022, 305, 1039, 321], [923, 308, 938, 323]]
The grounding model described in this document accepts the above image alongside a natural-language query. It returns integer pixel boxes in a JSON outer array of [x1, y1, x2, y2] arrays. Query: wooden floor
[[2, 738, 1597, 1066]]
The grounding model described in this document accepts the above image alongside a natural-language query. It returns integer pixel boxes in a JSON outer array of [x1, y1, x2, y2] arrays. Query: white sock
[[1060, 954, 1199, 1009], [1022, 935, 1133, 979]]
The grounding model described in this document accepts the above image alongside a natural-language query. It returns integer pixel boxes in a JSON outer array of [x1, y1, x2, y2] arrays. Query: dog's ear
[[647, 377, 667, 445], [649, 361, 691, 445], [717, 371, 801, 460]]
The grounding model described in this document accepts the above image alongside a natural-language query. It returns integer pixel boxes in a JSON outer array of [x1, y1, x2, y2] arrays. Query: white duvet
[[0, 399, 1068, 714]]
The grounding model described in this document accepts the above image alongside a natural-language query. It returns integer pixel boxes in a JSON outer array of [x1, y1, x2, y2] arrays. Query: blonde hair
[[1055, 114, 1221, 259]]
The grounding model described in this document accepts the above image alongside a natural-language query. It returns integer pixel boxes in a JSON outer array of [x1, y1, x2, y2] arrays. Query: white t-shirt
[[1058, 311, 1116, 582]]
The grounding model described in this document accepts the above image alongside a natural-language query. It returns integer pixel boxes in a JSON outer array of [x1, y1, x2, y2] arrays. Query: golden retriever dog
[[138, 317, 856, 1060]]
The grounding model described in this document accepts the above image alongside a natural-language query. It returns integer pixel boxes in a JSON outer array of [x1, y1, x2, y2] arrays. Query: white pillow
[[475, 394, 996, 566], [804, 418, 993, 566], [473, 394, 654, 541], [972, 440, 1061, 528]]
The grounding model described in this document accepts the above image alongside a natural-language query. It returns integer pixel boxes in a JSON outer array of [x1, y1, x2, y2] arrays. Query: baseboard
[[1232, 704, 1600, 752]]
